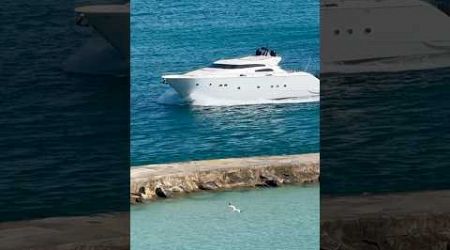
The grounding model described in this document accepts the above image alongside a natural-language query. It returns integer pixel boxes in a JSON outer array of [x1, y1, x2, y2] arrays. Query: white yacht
[[321, 0, 450, 73], [162, 48, 319, 104]]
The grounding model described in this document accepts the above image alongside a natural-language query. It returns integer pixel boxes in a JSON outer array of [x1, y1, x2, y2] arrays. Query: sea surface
[[131, 185, 319, 250], [131, 0, 320, 165], [131, 0, 319, 249], [1, 0, 129, 221], [321, 68, 450, 195]]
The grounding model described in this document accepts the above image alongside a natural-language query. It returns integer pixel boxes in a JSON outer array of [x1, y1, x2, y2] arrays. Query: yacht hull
[[163, 74, 320, 104], [321, 0, 450, 73]]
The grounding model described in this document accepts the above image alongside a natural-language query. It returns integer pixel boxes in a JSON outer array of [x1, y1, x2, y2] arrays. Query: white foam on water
[[156, 89, 190, 106], [157, 90, 319, 107]]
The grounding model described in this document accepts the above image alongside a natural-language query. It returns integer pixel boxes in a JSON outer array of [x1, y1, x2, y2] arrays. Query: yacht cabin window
[[210, 64, 266, 69], [255, 68, 274, 72]]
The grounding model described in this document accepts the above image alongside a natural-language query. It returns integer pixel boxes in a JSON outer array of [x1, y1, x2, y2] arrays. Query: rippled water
[[131, 185, 319, 250], [131, 0, 319, 165], [1, 0, 129, 221], [321, 68, 450, 195], [131, 0, 319, 248]]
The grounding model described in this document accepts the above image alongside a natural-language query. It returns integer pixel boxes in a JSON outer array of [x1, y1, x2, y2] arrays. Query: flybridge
[[213, 53, 281, 68], [212, 56, 281, 67], [256, 47, 277, 56], [210, 48, 280, 67]]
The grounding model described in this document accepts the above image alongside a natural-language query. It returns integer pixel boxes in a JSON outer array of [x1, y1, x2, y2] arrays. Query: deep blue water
[[0, 0, 129, 221], [131, 0, 320, 165], [321, 68, 450, 195]]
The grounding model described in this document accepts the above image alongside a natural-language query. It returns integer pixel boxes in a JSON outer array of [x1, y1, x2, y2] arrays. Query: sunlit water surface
[[131, 186, 319, 250]]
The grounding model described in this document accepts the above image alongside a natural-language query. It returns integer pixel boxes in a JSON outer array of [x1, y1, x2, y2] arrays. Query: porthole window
[[364, 28, 372, 34], [237, 87, 241, 90], [257, 86, 260, 89], [219, 84, 223, 87], [209, 83, 212, 86], [224, 84, 228, 87], [347, 29, 353, 34], [276, 85, 279, 88], [284, 84, 287, 87], [195, 83, 199, 86], [271, 85, 274, 88], [334, 29, 340, 35]]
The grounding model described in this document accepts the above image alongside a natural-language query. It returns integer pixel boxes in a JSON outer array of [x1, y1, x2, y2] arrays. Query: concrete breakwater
[[130, 153, 319, 203]]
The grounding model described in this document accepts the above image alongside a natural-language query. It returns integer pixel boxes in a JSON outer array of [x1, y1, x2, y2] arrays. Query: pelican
[[228, 202, 241, 213]]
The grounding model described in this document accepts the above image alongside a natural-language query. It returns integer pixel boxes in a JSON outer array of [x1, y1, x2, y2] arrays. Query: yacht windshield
[[210, 64, 266, 69]]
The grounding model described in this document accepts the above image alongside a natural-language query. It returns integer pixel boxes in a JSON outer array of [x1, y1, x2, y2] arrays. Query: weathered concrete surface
[[321, 190, 450, 250], [131, 153, 319, 203], [0, 213, 128, 250]]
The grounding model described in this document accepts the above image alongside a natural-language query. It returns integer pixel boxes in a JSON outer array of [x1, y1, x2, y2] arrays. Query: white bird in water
[[228, 202, 241, 213]]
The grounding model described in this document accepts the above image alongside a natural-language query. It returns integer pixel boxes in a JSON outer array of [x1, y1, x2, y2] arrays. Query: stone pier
[[130, 153, 319, 203]]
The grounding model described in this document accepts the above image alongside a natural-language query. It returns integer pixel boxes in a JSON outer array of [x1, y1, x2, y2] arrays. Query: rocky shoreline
[[130, 153, 320, 204]]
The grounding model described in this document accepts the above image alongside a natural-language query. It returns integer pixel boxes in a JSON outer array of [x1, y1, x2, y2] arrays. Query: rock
[[130, 194, 142, 204], [155, 187, 171, 198], [130, 154, 320, 203], [224, 171, 245, 183], [136, 186, 153, 200], [258, 174, 281, 187], [265, 178, 279, 187], [198, 182, 218, 191], [169, 186, 184, 193]]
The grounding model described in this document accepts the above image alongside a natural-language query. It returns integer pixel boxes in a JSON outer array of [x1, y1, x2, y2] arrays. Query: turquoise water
[[131, 0, 319, 165], [131, 186, 319, 250]]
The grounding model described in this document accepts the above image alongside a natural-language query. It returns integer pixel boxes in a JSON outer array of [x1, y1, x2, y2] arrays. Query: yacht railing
[[162, 72, 185, 76]]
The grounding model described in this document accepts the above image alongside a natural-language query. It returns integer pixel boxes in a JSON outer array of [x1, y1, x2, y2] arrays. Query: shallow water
[[131, 185, 319, 250]]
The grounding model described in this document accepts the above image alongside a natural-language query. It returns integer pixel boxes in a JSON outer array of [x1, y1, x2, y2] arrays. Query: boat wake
[[156, 89, 190, 106], [157, 90, 319, 106]]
